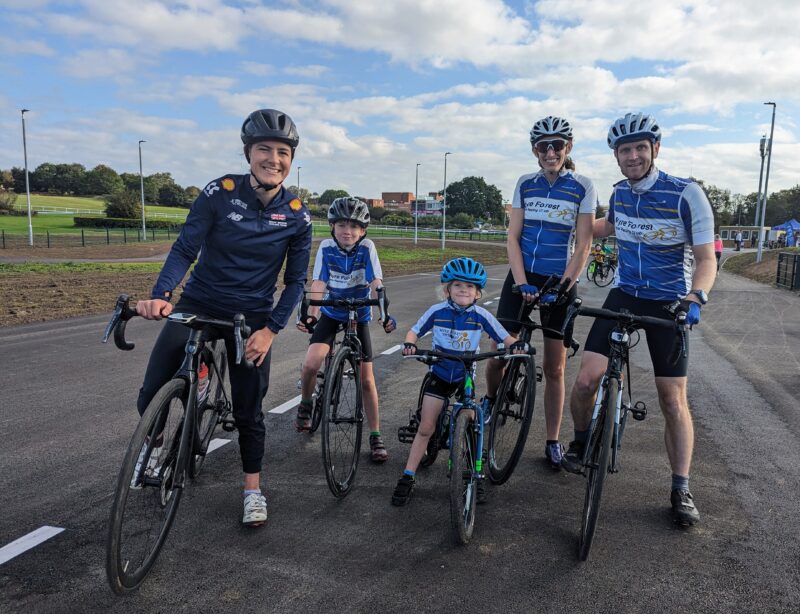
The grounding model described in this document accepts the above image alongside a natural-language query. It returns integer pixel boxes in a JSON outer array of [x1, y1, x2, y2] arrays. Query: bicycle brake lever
[[103, 294, 136, 350]]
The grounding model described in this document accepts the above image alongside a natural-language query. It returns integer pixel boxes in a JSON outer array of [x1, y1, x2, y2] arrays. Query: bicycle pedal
[[221, 418, 237, 432], [397, 424, 417, 443], [631, 401, 647, 421], [536, 365, 543, 383]]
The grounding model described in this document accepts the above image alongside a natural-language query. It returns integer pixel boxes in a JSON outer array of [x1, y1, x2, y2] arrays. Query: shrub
[[105, 189, 142, 218]]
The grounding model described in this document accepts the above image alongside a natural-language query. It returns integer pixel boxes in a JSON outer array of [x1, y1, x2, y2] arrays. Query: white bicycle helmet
[[529, 116, 573, 143], [607, 112, 661, 149]]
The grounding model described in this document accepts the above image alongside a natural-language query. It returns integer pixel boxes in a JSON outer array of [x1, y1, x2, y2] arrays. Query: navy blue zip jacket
[[151, 174, 313, 333]]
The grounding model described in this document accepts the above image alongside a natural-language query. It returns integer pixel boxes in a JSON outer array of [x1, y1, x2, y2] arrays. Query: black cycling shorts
[[495, 270, 577, 340], [421, 372, 463, 401], [309, 313, 373, 362], [583, 288, 689, 378]]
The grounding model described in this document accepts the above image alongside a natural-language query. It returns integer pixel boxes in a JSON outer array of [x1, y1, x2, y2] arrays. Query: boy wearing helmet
[[486, 116, 597, 470], [134, 109, 311, 527], [562, 112, 716, 527], [296, 197, 396, 462], [392, 258, 524, 506]]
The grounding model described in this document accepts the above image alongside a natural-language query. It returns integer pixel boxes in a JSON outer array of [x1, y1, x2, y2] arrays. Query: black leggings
[[137, 300, 272, 474]]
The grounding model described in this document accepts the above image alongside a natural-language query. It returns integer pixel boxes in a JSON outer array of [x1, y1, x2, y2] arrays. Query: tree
[[369, 207, 388, 222], [83, 164, 123, 195], [52, 163, 86, 194], [10, 167, 26, 193], [143, 172, 177, 204], [287, 185, 313, 202], [120, 172, 141, 192], [0, 186, 18, 213], [31, 163, 58, 192], [449, 212, 474, 229], [158, 182, 188, 207], [444, 176, 504, 223], [0, 169, 12, 189], [105, 189, 142, 219], [382, 212, 413, 226], [319, 189, 349, 205]]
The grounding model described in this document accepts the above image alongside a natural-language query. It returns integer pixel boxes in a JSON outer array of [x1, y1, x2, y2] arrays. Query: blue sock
[[244, 488, 261, 498], [403, 469, 415, 478], [671, 474, 689, 492]]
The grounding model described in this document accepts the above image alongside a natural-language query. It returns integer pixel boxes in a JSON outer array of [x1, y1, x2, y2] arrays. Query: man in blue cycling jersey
[[561, 113, 716, 526]]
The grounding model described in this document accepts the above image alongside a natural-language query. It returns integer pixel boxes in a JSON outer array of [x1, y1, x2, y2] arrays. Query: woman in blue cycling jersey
[[485, 116, 597, 469]]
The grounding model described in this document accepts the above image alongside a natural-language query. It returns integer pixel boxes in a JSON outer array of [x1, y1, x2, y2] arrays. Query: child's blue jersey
[[511, 169, 598, 276], [607, 167, 714, 301], [411, 301, 509, 383], [313, 238, 383, 322]]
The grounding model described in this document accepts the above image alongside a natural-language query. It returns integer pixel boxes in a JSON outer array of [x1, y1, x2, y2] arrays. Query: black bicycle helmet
[[530, 116, 573, 143], [440, 257, 487, 288], [328, 197, 370, 228], [241, 109, 300, 149]]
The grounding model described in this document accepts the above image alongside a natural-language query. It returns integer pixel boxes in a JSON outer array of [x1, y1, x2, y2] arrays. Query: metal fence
[[2, 223, 508, 249], [776, 251, 800, 289]]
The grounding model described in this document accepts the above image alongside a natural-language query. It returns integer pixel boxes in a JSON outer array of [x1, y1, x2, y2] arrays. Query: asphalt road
[[1, 264, 798, 613]]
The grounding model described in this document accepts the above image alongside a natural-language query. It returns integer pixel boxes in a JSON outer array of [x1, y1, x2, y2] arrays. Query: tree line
[[698, 182, 800, 228], [0, 164, 200, 207]]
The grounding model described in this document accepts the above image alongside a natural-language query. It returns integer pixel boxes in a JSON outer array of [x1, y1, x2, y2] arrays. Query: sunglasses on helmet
[[534, 139, 567, 154]]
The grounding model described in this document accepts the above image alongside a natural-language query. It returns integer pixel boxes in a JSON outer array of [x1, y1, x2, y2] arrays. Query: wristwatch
[[690, 289, 708, 305]]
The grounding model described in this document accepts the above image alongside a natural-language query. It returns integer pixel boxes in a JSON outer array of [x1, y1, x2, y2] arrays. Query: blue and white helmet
[[607, 112, 661, 149], [440, 257, 487, 288]]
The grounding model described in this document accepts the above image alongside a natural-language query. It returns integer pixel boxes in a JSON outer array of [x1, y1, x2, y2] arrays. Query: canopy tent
[[772, 219, 800, 246]]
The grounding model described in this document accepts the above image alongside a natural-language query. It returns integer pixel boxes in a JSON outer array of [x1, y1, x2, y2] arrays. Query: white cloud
[[240, 61, 273, 77], [284, 64, 329, 78], [62, 48, 141, 79], [0, 36, 54, 57]]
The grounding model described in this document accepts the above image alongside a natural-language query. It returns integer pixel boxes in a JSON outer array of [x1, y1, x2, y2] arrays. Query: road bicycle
[[560, 297, 687, 561], [399, 348, 533, 544], [586, 253, 617, 287], [487, 276, 579, 484], [298, 288, 390, 498], [102, 294, 250, 594]]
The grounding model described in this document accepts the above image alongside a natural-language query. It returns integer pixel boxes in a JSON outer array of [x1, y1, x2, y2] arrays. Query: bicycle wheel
[[449, 410, 478, 545], [585, 261, 596, 282], [107, 378, 191, 593], [309, 355, 330, 434], [578, 376, 617, 561], [190, 340, 228, 479], [593, 263, 615, 288], [487, 356, 535, 484], [321, 347, 363, 498]]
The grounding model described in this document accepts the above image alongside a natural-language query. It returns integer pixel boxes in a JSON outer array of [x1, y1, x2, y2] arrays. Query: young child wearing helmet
[[295, 197, 396, 462], [391, 257, 520, 506]]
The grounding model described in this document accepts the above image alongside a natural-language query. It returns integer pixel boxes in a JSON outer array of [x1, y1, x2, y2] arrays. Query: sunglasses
[[534, 139, 568, 154]]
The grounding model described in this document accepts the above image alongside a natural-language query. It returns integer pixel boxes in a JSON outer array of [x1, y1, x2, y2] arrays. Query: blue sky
[[1, 0, 798, 205]]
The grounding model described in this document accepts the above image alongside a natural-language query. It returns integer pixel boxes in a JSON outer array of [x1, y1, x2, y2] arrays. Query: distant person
[[485, 115, 597, 470], [714, 233, 723, 274], [561, 112, 716, 527], [133, 109, 312, 527], [750, 233, 757, 248], [735, 230, 743, 251]]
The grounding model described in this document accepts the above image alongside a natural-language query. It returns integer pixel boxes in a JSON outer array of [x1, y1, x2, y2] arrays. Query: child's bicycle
[[398, 348, 533, 544], [298, 287, 390, 498]]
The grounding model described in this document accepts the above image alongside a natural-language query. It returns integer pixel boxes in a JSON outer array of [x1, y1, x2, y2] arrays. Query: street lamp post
[[442, 152, 451, 250], [757, 102, 777, 263], [754, 134, 767, 228], [414, 162, 421, 245], [20, 109, 33, 246], [297, 166, 302, 196], [138, 140, 147, 241]]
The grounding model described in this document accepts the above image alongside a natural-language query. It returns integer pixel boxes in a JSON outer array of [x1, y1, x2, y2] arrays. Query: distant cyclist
[[561, 112, 716, 526], [485, 116, 597, 469], [134, 109, 312, 527]]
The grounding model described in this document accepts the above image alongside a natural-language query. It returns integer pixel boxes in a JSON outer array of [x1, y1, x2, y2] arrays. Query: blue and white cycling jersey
[[512, 169, 598, 276], [607, 167, 714, 301], [411, 302, 509, 384], [313, 238, 383, 322]]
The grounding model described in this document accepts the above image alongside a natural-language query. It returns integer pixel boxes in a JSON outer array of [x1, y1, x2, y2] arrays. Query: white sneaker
[[242, 493, 268, 526], [130, 437, 163, 489]]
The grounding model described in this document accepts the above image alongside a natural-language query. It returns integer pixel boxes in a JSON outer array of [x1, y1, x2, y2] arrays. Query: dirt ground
[[0, 238, 508, 327]]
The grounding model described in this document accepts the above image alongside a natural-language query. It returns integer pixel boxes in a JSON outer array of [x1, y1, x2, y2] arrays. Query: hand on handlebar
[[382, 315, 397, 334], [297, 313, 318, 334], [136, 298, 173, 320], [245, 328, 274, 367], [509, 340, 531, 354], [402, 342, 418, 356], [679, 300, 702, 327], [518, 284, 538, 303]]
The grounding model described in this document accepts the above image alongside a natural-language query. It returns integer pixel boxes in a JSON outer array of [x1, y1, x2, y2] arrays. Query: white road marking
[[207, 438, 231, 454], [381, 344, 402, 355], [0, 526, 64, 566], [269, 394, 301, 414], [482, 300, 494, 306]]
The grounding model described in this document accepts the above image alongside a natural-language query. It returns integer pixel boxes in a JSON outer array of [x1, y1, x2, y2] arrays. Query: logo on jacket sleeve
[[289, 198, 302, 211], [221, 178, 235, 191]]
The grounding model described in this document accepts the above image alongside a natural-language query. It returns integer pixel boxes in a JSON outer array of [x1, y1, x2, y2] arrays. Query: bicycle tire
[[309, 354, 330, 434], [106, 378, 191, 593], [321, 347, 363, 498], [578, 376, 617, 561], [487, 356, 536, 484], [592, 263, 615, 288], [190, 339, 228, 479], [449, 410, 478, 545], [586, 261, 596, 282]]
